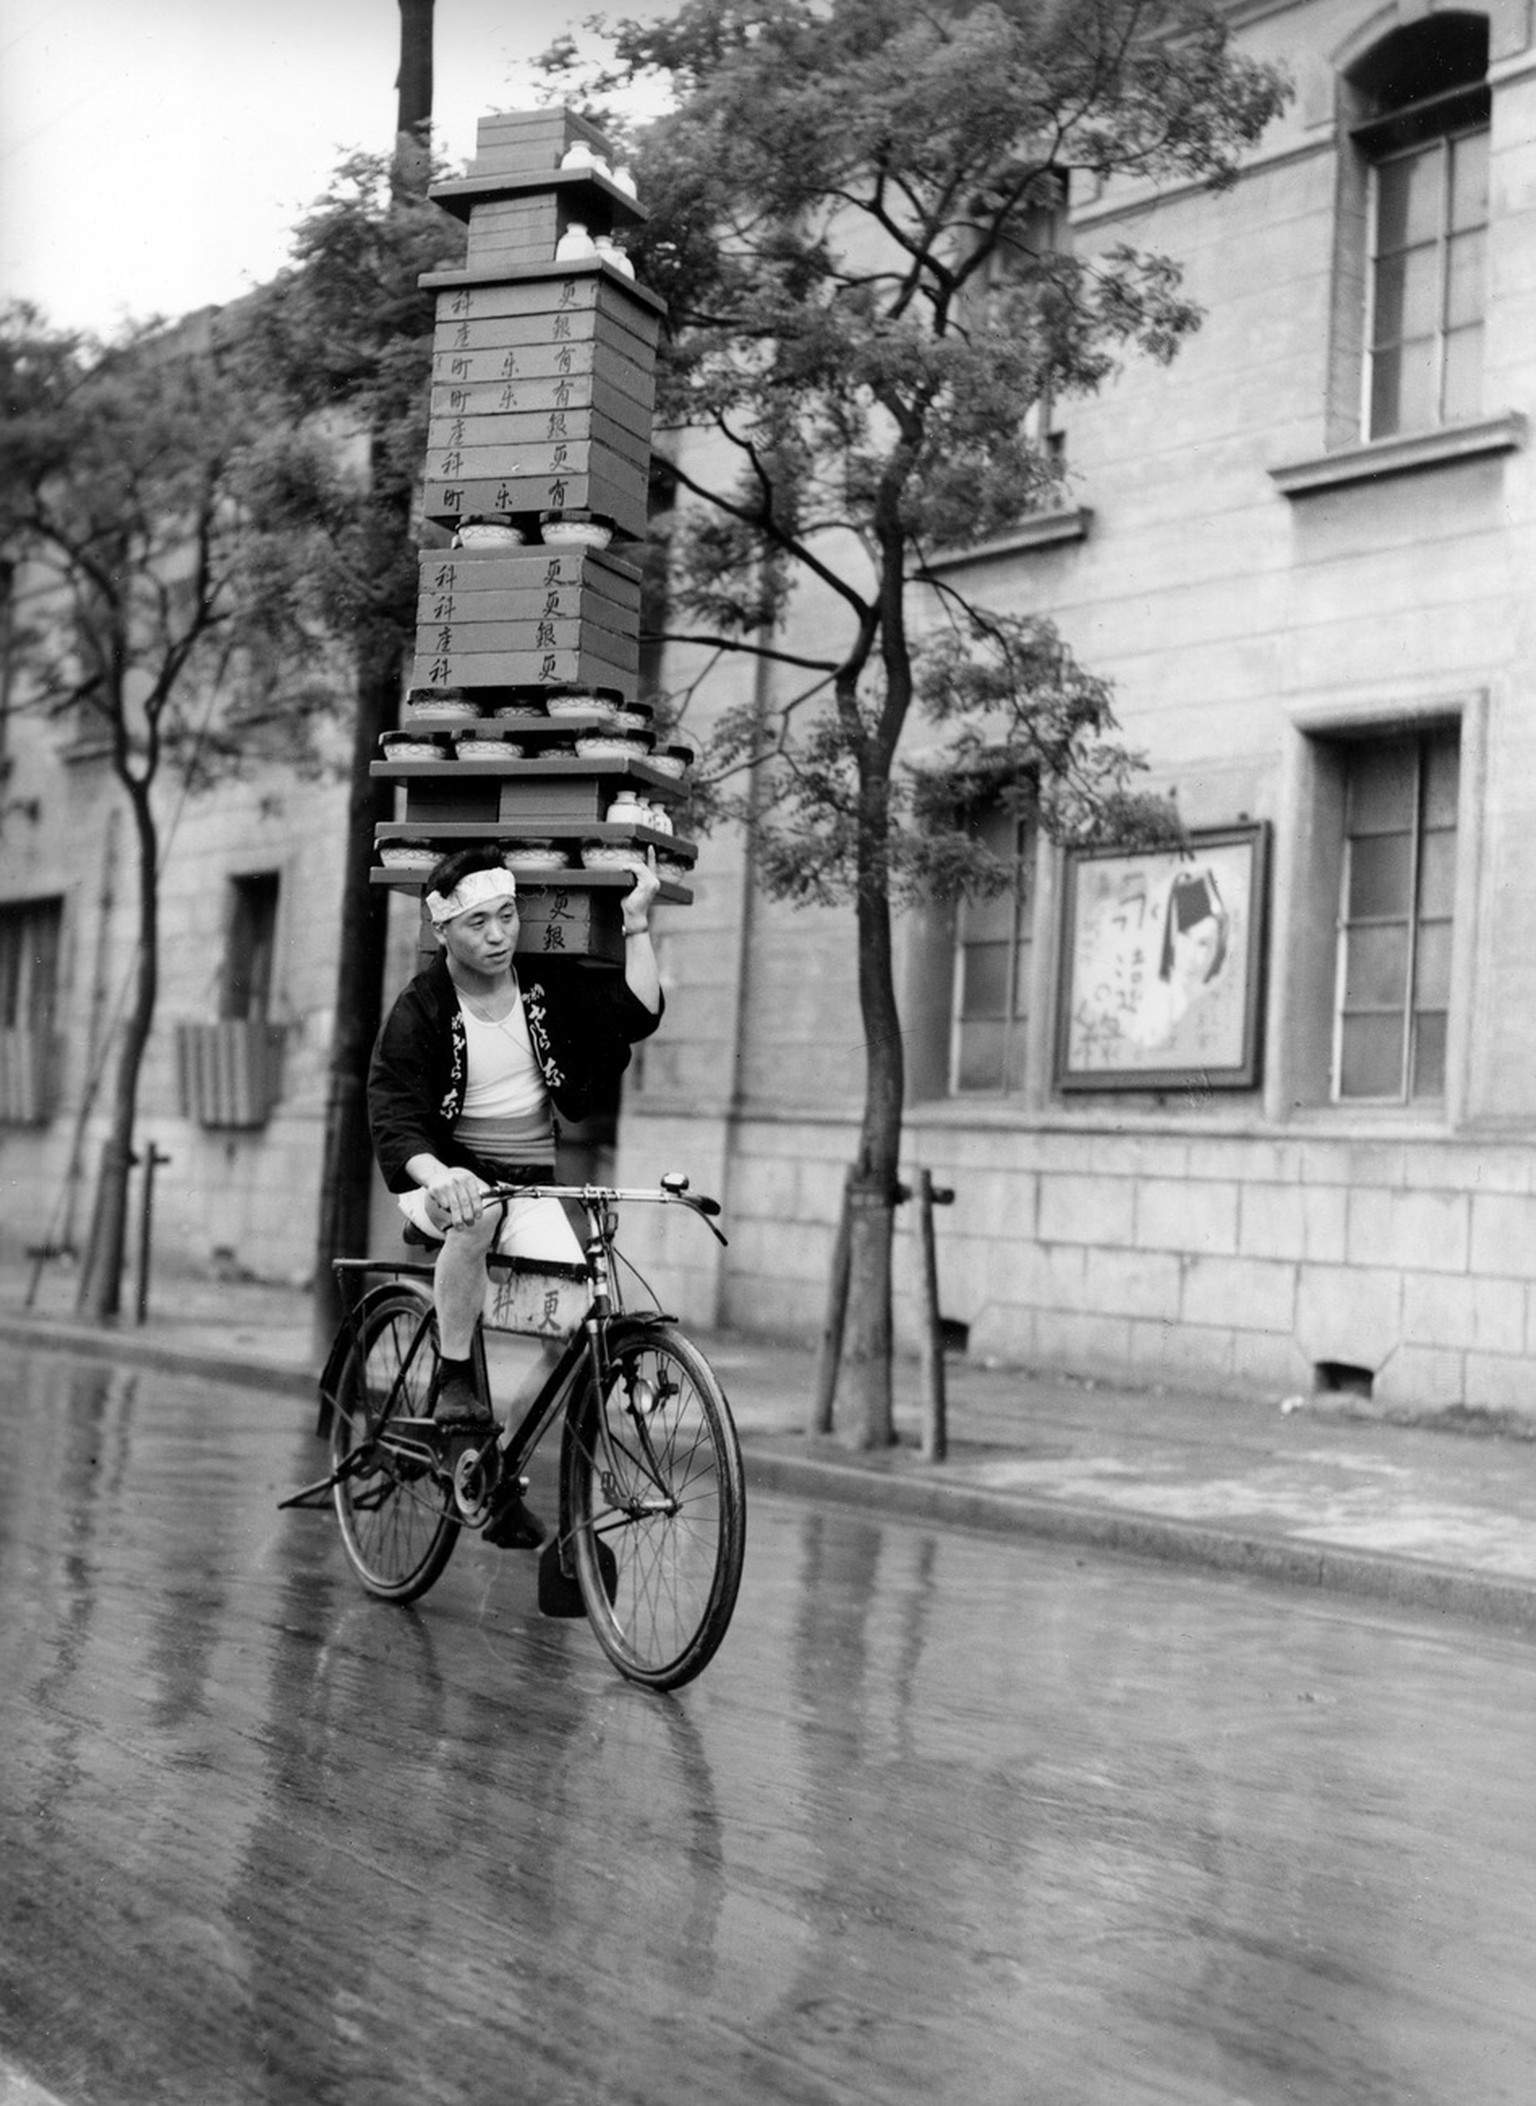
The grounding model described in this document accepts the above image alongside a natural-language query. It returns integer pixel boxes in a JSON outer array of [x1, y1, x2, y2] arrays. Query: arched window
[[1346, 13, 1490, 439]]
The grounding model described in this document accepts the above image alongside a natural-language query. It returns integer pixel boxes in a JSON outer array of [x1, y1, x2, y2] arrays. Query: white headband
[[425, 865, 517, 924]]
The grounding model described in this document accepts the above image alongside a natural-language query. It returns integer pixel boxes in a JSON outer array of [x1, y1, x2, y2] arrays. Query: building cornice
[[919, 507, 1093, 575]]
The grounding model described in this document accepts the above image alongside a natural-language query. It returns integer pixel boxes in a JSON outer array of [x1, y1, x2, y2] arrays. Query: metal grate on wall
[[174, 1020, 286, 1130]]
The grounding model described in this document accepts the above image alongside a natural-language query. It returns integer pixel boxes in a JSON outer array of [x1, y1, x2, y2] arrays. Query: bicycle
[[282, 1174, 746, 1692]]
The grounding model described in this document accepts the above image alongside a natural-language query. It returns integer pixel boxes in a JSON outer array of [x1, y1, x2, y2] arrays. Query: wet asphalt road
[[2, 1348, 1535, 2106]]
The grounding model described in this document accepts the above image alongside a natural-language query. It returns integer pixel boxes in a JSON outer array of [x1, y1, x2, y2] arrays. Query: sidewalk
[[6, 1255, 1536, 1634]]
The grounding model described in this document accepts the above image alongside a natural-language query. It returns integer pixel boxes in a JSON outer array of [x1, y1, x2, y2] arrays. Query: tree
[[549, 0, 1290, 1445], [0, 303, 333, 1319], [241, 149, 463, 1353]]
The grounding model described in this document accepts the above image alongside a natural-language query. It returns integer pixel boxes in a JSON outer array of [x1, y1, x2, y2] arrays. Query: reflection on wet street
[[3, 1346, 1535, 2105]]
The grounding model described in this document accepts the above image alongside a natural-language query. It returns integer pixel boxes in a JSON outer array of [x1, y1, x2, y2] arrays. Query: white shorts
[[397, 1186, 584, 1265]]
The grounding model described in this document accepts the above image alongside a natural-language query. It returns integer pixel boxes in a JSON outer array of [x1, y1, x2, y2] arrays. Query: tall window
[[222, 873, 280, 1021], [1350, 15, 1490, 440], [0, 897, 64, 1124], [1334, 728, 1457, 1102], [951, 807, 1033, 1095], [974, 176, 1070, 482], [0, 898, 62, 1036]]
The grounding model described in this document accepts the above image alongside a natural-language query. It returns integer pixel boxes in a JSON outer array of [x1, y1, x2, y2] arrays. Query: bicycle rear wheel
[[331, 1284, 459, 1603], [562, 1322, 746, 1690]]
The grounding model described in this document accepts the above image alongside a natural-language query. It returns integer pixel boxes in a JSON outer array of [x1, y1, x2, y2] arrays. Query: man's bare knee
[[437, 1209, 499, 1261]]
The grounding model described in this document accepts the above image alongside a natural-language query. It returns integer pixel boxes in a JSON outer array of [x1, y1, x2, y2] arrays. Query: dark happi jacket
[[367, 952, 662, 1193]]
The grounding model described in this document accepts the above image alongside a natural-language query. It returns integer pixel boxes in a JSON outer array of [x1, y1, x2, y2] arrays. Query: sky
[[0, 0, 678, 337]]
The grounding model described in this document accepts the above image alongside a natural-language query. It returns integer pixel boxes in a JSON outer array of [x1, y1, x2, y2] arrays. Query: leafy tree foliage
[[0, 150, 462, 1324], [0, 300, 326, 1315], [548, 0, 1289, 1443], [242, 150, 463, 694]]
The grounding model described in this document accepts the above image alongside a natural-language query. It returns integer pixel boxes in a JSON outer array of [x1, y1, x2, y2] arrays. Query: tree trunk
[[841, 1168, 896, 1448], [395, 0, 435, 188], [311, 0, 433, 1359], [78, 788, 158, 1322], [839, 786, 906, 1450], [310, 661, 398, 1356]]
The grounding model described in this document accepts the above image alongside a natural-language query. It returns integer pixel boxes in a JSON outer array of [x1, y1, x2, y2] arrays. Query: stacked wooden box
[[372, 108, 694, 964]]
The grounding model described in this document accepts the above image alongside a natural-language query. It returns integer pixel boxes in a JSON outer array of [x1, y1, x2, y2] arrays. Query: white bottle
[[555, 221, 597, 262]]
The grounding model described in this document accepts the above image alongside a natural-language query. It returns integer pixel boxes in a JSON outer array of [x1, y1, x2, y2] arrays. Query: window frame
[[969, 174, 1071, 480], [1269, 691, 1484, 1128], [1333, 16, 1492, 449], [221, 870, 282, 1023], [1331, 725, 1459, 1104], [948, 803, 1036, 1099], [0, 895, 65, 1127], [1359, 109, 1489, 441]]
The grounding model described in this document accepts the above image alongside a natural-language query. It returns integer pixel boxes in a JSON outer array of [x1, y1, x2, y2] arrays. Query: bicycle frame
[[299, 1178, 724, 1515], [285, 1177, 745, 1690]]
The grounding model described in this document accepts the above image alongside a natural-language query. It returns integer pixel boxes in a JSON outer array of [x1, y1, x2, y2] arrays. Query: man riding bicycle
[[367, 842, 662, 1544]]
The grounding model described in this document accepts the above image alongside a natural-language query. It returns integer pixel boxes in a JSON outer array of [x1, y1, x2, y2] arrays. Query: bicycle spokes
[[562, 1326, 745, 1691], [331, 1289, 460, 1603]]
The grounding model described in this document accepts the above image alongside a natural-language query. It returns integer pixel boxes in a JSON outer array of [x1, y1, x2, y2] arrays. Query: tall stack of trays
[[373, 107, 696, 963]]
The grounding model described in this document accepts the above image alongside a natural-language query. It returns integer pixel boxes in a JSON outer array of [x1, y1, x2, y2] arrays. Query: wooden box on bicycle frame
[[484, 1256, 592, 1338]]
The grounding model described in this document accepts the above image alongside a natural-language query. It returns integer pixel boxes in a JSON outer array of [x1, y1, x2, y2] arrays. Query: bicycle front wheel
[[331, 1284, 459, 1603], [562, 1323, 746, 1691]]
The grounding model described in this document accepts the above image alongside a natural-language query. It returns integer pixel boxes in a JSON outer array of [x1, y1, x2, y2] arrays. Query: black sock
[[439, 1355, 473, 1381]]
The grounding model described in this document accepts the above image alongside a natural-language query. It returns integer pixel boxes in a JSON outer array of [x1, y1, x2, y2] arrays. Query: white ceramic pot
[[455, 523, 524, 547], [503, 850, 570, 873], [455, 736, 522, 760], [381, 735, 448, 762], [405, 697, 479, 722], [540, 518, 615, 549], [581, 845, 648, 872], [575, 734, 647, 759], [595, 238, 635, 279]]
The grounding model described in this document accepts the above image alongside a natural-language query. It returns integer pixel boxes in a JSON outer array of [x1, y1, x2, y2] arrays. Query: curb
[[7, 1313, 1536, 1635], [0, 1315, 315, 1404], [740, 1448, 1536, 1636]]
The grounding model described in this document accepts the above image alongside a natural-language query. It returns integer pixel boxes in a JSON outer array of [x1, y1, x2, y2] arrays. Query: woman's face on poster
[[1171, 911, 1224, 989]]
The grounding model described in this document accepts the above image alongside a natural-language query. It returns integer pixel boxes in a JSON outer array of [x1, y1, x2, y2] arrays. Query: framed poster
[[1056, 823, 1268, 1090]]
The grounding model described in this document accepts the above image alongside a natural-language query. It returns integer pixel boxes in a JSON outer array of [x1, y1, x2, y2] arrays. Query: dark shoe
[[432, 1364, 494, 1431], [482, 1480, 546, 1550]]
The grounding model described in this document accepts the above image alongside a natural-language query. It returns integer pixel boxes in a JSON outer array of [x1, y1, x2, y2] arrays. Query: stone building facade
[[0, 718, 348, 1287], [4, 0, 1535, 1426], [616, 0, 1536, 1417]]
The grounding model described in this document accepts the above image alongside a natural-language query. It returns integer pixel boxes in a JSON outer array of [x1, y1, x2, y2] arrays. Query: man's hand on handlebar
[[421, 1165, 491, 1233]]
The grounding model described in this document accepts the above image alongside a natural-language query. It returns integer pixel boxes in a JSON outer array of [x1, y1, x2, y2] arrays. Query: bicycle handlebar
[[477, 1177, 727, 1235]]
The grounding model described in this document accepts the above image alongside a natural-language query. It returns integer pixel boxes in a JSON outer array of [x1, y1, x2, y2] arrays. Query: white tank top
[[455, 983, 553, 1158]]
